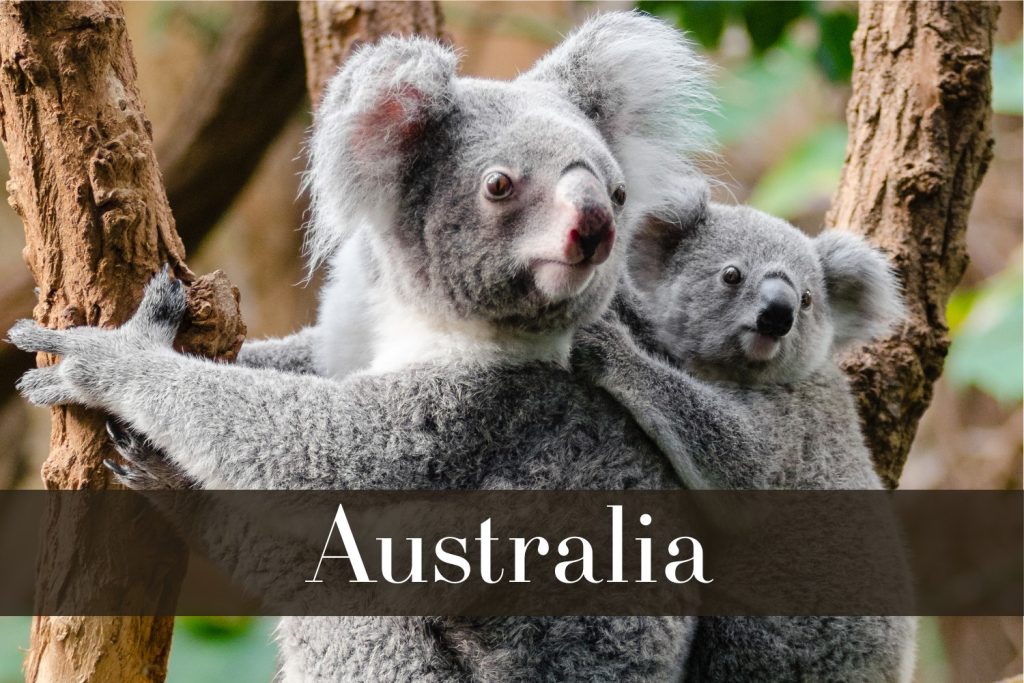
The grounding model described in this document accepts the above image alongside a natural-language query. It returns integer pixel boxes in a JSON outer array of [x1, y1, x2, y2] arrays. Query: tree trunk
[[298, 0, 447, 109], [827, 1, 998, 488], [0, 2, 244, 681]]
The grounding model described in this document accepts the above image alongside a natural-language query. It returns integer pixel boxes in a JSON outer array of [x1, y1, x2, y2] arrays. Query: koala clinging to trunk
[[10, 12, 748, 681], [574, 195, 917, 681]]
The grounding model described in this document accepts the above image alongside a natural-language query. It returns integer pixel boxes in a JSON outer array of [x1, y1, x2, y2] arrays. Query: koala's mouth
[[741, 327, 783, 362], [529, 259, 597, 302]]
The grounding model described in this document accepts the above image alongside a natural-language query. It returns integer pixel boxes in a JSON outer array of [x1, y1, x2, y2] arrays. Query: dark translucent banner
[[0, 490, 1019, 616]]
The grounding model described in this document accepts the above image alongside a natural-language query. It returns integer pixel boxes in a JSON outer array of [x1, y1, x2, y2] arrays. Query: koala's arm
[[235, 327, 324, 376], [573, 315, 767, 490], [687, 616, 917, 683], [103, 356, 402, 489], [8, 271, 416, 490]]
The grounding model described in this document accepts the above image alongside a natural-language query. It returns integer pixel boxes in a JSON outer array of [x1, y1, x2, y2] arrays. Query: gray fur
[[574, 197, 916, 681], [9, 12, 716, 682], [11, 270, 692, 680]]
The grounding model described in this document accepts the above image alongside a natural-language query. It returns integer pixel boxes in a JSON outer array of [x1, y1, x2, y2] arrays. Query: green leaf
[[739, 1, 808, 55], [747, 123, 848, 219], [636, 2, 732, 50], [946, 261, 1024, 405], [992, 39, 1023, 116], [814, 8, 857, 82], [945, 288, 978, 336], [178, 616, 254, 641], [679, 2, 732, 51]]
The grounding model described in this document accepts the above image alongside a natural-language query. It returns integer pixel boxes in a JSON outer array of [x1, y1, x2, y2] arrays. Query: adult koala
[[9, 12, 736, 682], [575, 195, 918, 682]]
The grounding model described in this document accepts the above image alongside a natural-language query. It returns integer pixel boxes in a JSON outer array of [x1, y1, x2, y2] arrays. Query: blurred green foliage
[[946, 259, 1024, 405], [167, 617, 277, 682], [708, 40, 817, 147], [747, 123, 847, 218], [0, 617, 28, 683], [914, 616, 951, 682], [992, 39, 1023, 116], [638, 1, 858, 81]]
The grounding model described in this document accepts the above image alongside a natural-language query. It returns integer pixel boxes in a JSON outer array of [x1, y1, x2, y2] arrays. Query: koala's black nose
[[568, 202, 615, 264], [755, 279, 796, 337]]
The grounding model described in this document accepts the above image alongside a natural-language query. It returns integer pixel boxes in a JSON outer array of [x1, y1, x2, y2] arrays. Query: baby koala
[[586, 197, 905, 490], [575, 196, 917, 681]]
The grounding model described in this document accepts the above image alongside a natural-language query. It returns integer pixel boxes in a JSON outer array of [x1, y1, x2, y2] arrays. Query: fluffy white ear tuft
[[303, 37, 458, 274], [521, 10, 715, 227], [628, 187, 708, 293], [814, 230, 906, 349]]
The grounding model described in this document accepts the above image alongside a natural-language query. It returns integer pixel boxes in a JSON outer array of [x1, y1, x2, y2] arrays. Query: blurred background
[[0, 2, 1020, 681]]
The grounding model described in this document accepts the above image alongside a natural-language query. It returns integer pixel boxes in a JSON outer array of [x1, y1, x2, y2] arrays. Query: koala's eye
[[611, 184, 627, 207], [801, 290, 813, 309], [484, 172, 513, 200], [722, 266, 742, 285]]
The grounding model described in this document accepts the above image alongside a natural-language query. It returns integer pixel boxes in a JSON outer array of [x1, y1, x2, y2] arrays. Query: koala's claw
[[105, 419, 132, 451], [105, 419, 194, 490], [102, 458, 127, 476]]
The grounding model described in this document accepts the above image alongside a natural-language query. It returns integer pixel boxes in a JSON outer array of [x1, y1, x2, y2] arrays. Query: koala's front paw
[[8, 321, 108, 407], [14, 364, 81, 407], [7, 267, 187, 409], [104, 420, 195, 490], [571, 313, 637, 383]]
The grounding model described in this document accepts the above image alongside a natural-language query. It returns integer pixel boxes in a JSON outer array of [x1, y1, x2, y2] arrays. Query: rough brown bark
[[299, 0, 447, 109], [158, 1, 306, 253], [0, 2, 244, 681], [0, 1, 299, 417], [827, 1, 998, 488], [0, 270, 34, 403]]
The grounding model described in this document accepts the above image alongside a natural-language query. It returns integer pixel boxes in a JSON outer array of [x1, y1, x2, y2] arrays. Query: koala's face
[[633, 203, 904, 385], [659, 206, 832, 383], [382, 81, 628, 333], [308, 14, 713, 337]]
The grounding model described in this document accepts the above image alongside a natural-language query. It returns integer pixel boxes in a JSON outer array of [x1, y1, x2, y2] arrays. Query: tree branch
[[298, 0, 447, 109], [158, 1, 306, 253], [827, 1, 998, 487]]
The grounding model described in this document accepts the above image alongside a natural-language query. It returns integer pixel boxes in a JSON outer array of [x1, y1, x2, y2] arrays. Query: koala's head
[[632, 200, 905, 384], [305, 12, 711, 336]]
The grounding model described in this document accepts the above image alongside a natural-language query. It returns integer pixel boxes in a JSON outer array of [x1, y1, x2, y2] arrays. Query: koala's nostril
[[567, 203, 614, 264], [576, 229, 605, 261], [756, 302, 795, 337]]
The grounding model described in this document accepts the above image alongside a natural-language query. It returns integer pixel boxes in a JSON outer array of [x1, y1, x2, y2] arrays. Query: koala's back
[[720, 364, 882, 490], [311, 361, 682, 490], [280, 362, 690, 682]]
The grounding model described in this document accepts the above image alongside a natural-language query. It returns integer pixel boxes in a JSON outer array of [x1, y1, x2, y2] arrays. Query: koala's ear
[[304, 37, 457, 271], [628, 188, 707, 293], [521, 11, 714, 223], [814, 231, 906, 349]]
